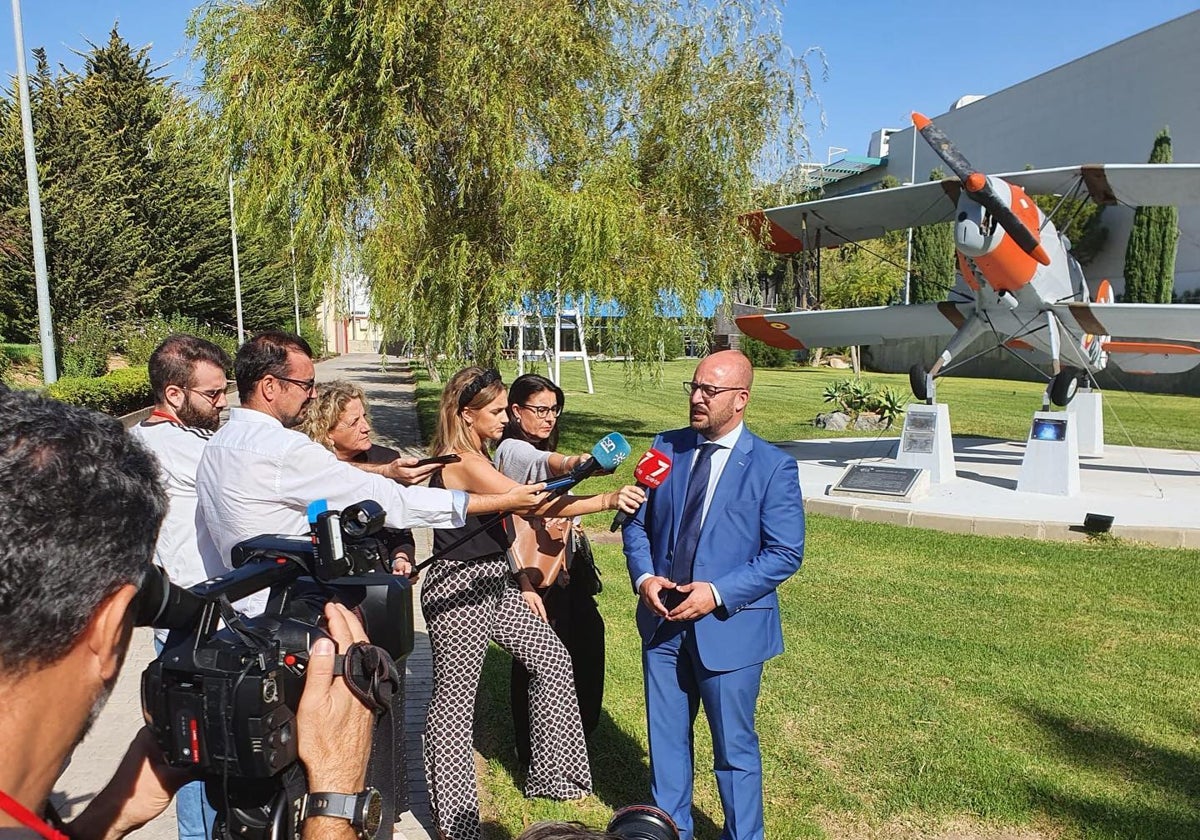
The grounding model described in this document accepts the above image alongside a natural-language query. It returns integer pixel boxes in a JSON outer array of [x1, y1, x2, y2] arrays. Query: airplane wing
[[737, 302, 973, 350], [1004, 164, 1200, 208], [748, 164, 1200, 254], [1055, 302, 1200, 375], [1055, 302, 1200, 342], [745, 180, 958, 253]]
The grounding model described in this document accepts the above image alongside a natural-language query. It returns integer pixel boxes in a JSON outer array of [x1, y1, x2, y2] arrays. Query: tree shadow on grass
[[475, 644, 723, 839], [1017, 703, 1200, 838]]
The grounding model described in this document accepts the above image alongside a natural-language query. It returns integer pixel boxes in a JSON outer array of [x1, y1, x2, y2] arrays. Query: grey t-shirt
[[493, 437, 554, 483]]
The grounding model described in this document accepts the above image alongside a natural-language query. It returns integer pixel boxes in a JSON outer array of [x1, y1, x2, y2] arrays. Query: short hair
[[0, 390, 166, 675], [299, 380, 369, 451], [502, 373, 564, 452], [235, 331, 313, 402], [429, 366, 506, 456], [147, 334, 232, 403]]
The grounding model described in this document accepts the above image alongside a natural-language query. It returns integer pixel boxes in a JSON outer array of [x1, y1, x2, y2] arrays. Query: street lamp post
[[11, 0, 56, 382], [228, 172, 245, 343]]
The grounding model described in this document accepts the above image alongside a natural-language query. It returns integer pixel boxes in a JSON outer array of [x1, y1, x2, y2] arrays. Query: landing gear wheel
[[1049, 369, 1080, 407], [909, 364, 930, 403]]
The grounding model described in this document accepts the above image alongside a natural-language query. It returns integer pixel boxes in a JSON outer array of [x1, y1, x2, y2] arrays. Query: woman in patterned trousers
[[422, 367, 645, 840]]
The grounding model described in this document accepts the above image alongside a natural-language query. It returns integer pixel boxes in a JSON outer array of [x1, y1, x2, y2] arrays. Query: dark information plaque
[[830, 464, 923, 497]]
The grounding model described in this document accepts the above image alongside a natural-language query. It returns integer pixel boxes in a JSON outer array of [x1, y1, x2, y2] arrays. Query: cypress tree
[[910, 168, 956, 303], [1122, 128, 1178, 303], [0, 28, 300, 342]]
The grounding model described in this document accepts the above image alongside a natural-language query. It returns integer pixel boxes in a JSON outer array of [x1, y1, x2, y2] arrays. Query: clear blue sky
[[2, 0, 1196, 162]]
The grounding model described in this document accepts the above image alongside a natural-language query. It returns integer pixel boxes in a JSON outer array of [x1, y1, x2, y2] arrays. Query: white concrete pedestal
[[1067, 389, 1104, 456], [895, 403, 955, 484], [1017, 411, 1080, 496]]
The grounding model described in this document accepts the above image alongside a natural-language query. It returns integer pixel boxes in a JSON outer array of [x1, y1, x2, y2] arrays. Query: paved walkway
[[55, 354, 438, 840]]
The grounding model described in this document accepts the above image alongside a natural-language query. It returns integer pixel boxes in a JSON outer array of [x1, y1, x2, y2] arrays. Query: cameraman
[[0, 390, 374, 840]]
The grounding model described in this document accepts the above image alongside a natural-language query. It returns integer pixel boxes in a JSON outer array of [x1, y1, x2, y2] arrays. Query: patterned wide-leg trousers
[[421, 555, 592, 840]]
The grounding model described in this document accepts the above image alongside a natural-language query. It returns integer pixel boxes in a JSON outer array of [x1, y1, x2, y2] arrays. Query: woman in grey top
[[494, 373, 607, 765]]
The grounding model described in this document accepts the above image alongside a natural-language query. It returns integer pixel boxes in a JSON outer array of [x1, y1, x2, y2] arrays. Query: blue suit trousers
[[643, 623, 764, 840]]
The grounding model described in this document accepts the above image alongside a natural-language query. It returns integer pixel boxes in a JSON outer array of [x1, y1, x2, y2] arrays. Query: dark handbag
[[507, 515, 571, 589], [568, 526, 603, 596]]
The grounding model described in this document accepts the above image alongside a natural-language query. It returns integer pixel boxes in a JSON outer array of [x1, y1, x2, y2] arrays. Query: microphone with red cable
[[610, 448, 673, 531]]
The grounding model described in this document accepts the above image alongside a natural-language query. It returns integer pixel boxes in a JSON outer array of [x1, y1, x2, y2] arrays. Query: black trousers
[[511, 569, 605, 765]]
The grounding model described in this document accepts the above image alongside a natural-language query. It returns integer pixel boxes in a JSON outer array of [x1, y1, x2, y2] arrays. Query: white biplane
[[738, 112, 1200, 406]]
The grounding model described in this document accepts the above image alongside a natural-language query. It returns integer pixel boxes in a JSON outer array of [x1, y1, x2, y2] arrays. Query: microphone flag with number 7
[[542, 432, 631, 493], [610, 448, 672, 531]]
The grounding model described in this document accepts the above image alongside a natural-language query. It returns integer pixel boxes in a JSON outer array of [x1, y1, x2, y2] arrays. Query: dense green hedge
[[740, 335, 794, 368], [46, 367, 152, 416]]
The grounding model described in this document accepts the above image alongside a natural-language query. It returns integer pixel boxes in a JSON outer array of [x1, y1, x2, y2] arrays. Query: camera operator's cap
[[307, 499, 329, 525]]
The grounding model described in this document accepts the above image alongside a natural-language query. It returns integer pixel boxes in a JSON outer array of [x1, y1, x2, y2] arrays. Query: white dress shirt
[[196, 407, 468, 613]]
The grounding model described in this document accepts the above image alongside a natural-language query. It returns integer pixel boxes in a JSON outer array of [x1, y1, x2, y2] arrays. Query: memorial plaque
[[905, 411, 936, 431], [829, 464, 926, 501], [901, 408, 937, 454], [902, 432, 934, 454]]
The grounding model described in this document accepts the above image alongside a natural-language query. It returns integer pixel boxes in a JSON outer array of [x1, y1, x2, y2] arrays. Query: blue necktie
[[670, 443, 717, 585]]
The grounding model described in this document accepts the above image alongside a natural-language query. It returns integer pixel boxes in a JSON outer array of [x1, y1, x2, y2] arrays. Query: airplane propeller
[[912, 112, 1050, 266]]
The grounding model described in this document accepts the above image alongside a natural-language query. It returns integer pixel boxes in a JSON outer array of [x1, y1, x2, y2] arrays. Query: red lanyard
[[149, 410, 178, 423], [0, 790, 69, 840]]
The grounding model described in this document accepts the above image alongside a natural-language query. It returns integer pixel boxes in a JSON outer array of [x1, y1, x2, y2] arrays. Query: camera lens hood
[[340, 500, 386, 539], [606, 803, 679, 840]]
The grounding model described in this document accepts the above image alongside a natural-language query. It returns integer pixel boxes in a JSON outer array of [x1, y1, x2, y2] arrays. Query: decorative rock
[[815, 412, 850, 430], [852, 413, 889, 431], [827, 357, 850, 369]]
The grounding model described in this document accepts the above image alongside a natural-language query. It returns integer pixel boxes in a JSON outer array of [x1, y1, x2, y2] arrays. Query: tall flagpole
[[289, 216, 301, 333], [903, 126, 917, 305], [11, 0, 56, 382], [228, 172, 245, 343]]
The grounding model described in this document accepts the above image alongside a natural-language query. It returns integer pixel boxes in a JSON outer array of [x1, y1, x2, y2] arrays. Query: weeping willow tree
[[189, 0, 816, 374]]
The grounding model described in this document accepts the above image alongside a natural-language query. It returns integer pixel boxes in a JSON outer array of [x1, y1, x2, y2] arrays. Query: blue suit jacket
[[623, 426, 805, 672]]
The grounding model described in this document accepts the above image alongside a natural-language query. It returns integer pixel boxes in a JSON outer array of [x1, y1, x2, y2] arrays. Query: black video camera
[[136, 500, 412, 840]]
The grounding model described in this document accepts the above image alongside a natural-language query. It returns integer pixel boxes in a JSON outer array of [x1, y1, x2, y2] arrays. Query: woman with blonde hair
[[422, 366, 644, 840], [300, 379, 416, 572]]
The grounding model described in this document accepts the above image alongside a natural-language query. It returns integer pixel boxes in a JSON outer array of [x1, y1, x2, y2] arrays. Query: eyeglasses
[[517, 403, 562, 419], [275, 375, 317, 394], [187, 385, 229, 405], [683, 381, 745, 400]]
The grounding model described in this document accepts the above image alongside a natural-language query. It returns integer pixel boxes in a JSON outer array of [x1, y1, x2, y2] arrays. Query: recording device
[[610, 447, 672, 531], [413, 453, 461, 467], [137, 500, 412, 840], [606, 803, 680, 840], [542, 431, 632, 493]]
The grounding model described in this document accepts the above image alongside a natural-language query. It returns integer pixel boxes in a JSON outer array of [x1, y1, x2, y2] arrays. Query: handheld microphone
[[610, 448, 672, 531], [543, 432, 631, 494]]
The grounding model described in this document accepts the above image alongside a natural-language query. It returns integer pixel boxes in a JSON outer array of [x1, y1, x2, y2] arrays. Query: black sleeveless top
[[430, 470, 513, 561]]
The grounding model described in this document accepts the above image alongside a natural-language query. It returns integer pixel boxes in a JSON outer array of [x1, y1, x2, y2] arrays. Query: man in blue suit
[[623, 350, 804, 840]]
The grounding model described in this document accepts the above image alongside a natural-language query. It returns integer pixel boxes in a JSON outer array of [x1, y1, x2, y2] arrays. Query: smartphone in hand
[[412, 454, 462, 468]]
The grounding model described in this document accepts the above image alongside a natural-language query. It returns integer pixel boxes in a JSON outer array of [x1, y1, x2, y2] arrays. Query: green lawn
[[411, 360, 1200, 839]]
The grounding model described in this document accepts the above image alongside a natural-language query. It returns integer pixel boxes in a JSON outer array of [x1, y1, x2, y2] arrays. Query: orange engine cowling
[[954, 179, 1044, 294]]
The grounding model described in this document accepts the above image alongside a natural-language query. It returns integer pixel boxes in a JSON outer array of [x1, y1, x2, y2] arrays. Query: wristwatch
[[301, 788, 383, 840]]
